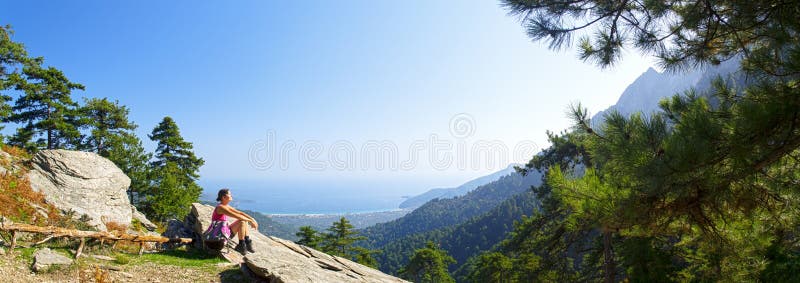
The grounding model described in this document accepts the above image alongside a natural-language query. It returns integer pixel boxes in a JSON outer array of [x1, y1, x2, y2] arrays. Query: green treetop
[[295, 226, 323, 249], [467, 252, 514, 283], [501, 0, 800, 74], [0, 25, 31, 139], [146, 116, 204, 221], [149, 116, 204, 180], [323, 217, 367, 257], [352, 246, 380, 269], [296, 220, 379, 268], [6, 61, 84, 150], [80, 97, 137, 155], [399, 241, 456, 283], [148, 161, 202, 221]]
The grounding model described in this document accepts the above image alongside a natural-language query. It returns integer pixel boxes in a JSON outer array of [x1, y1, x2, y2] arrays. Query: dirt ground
[[0, 248, 246, 283]]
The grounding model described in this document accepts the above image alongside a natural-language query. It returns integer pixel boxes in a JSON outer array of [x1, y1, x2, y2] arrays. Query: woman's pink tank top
[[212, 206, 228, 221]]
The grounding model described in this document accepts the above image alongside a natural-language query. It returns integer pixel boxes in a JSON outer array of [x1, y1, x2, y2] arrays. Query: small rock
[[119, 271, 134, 278], [91, 255, 115, 261], [216, 262, 238, 268], [0, 247, 5, 255], [32, 248, 73, 272], [100, 265, 122, 271]]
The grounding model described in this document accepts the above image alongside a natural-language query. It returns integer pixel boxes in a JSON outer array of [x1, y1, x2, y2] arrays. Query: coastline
[[265, 208, 409, 217], [267, 208, 413, 230]]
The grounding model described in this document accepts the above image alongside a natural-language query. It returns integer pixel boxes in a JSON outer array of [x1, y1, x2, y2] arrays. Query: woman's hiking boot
[[245, 236, 255, 253], [234, 240, 247, 255]]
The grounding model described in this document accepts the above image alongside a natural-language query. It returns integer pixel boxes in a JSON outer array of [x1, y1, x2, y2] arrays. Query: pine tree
[[80, 97, 137, 155], [353, 246, 380, 269], [148, 161, 201, 221], [6, 62, 84, 150], [467, 252, 513, 283], [398, 241, 456, 283], [501, 0, 800, 73], [149, 116, 203, 180], [497, 0, 800, 281], [147, 116, 204, 221], [305, 218, 380, 268], [295, 226, 322, 249], [323, 217, 366, 257], [494, 131, 591, 282], [0, 25, 31, 140], [6, 122, 36, 152]]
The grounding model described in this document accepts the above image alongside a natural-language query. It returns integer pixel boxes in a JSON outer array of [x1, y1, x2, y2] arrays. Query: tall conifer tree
[[80, 97, 137, 155], [0, 26, 30, 140], [318, 217, 379, 267], [7, 63, 84, 150], [295, 226, 323, 249], [147, 116, 204, 220], [149, 116, 203, 180], [399, 241, 456, 283], [323, 217, 366, 257]]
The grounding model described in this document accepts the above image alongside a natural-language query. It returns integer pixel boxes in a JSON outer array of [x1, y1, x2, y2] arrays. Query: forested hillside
[[362, 171, 541, 249], [375, 190, 540, 276]]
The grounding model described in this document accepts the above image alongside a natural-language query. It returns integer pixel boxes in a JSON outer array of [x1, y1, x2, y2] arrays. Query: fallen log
[[1, 221, 192, 243], [0, 219, 192, 257]]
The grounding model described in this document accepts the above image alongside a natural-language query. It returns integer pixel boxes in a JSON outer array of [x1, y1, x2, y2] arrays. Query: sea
[[199, 179, 425, 215]]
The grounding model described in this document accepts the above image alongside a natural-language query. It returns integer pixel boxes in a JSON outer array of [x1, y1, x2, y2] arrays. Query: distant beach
[[268, 209, 413, 230]]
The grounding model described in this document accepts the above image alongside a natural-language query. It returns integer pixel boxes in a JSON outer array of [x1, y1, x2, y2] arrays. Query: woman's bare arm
[[229, 207, 257, 223], [217, 206, 258, 228]]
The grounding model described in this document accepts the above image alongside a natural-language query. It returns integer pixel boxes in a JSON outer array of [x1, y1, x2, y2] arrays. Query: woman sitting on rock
[[213, 188, 258, 254]]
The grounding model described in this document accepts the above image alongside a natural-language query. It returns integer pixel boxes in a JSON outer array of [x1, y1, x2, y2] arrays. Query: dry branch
[[0, 219, 192, 253]]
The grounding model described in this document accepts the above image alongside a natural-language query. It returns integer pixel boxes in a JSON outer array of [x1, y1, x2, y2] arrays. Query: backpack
[[203, 220, 231, 251]]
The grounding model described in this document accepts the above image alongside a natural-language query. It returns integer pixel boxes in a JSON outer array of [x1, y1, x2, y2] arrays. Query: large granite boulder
[[186, 203, 408, 283], [26, 149, 143, 231]]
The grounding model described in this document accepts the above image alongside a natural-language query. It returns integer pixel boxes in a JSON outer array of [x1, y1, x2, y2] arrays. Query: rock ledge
[[184, 203, 408, 283]]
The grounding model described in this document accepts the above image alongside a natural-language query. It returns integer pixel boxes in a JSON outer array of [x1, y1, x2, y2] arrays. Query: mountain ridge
[[398, 164, 521, 209], [592, 58, 744, 123]]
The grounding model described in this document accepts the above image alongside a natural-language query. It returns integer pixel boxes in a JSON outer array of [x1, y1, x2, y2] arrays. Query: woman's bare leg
[[230, 220, 245, 240]]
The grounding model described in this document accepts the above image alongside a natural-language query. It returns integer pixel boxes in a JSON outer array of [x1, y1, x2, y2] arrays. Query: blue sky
[[1, 1, 654, 193]]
